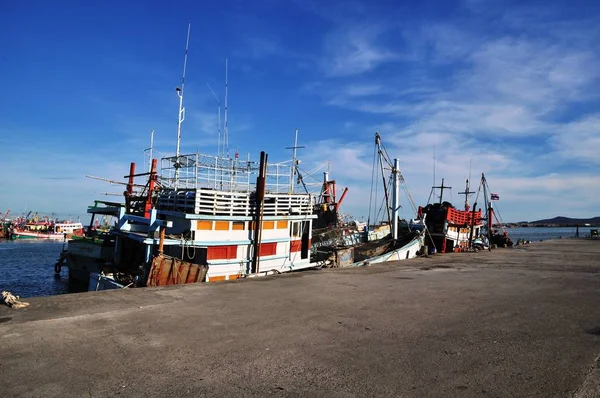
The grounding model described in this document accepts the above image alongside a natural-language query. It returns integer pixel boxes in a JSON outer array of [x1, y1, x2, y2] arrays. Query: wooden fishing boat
[[418, 174, 509, 253], [12, 221, 84, 240], [312, 133, 425, 267]]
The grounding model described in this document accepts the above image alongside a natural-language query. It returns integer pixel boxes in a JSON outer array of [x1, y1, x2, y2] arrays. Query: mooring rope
[[1, 291, 30, 309]]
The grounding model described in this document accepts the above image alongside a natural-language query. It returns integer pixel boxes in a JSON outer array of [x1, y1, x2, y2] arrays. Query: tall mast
[[207, 83, 221, 157], [148, 129, 154, 172], [375, 133, 392, 228], [391, 158, 400, 240], [175, 23, 191, 188], [482, 173, 492, 249], [224, 58, 229, 158], [285, 129, 305, 194], [433, 178, 451, 204], [459, 178, 475, 211]]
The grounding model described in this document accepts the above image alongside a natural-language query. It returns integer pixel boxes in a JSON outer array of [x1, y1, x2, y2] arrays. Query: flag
[[491, 193, 499, 201]]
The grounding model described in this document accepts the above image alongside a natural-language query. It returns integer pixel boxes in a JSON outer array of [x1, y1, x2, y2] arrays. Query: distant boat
[[12, 221, 84, 240]]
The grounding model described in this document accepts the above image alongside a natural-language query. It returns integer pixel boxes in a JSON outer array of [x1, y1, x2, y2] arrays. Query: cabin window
[[263, 221, 275, 230], [291, 222, 301, 238]]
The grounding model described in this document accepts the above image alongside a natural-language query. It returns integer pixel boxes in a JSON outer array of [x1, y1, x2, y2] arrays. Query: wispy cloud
[[322, 25, 398, 77], [549, 115, 600, 164]]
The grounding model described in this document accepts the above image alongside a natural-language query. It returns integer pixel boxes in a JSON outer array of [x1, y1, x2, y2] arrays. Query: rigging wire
[[368, 141, 378, 227], [375, 177, 393, 224]]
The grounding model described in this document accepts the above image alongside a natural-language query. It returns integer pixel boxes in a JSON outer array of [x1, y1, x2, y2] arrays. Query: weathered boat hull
[[353, 233, 424, 266], [62, 237, 116, 284]]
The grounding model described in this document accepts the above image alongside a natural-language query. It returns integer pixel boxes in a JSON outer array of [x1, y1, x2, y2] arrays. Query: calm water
[[504, 226, 586, 242], [0, 226, 593, 298], [0, 239, 86, 298]]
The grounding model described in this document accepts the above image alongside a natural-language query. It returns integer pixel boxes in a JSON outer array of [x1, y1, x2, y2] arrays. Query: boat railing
[[446, 207, 482, 225], [159, 152, 295, 194], [156, 188, 314, 217]]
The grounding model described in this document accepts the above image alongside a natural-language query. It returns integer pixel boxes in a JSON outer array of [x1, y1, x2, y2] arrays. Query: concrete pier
[[2, 239, 600, 397]]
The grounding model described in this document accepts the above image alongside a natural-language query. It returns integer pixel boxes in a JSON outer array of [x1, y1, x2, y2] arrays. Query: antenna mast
[[285, 129, 305, 193], [207, 83, 221, 157], [148, 129, 154, 172], [224, 58, 229, 158], [175, 23, 191, 188]]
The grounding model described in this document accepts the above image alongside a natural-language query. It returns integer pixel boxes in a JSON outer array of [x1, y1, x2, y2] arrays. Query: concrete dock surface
[[2, 239, 600, 397]]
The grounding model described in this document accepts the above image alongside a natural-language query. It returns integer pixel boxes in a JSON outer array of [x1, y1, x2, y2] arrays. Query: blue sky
[[1, 0, 599, 222]]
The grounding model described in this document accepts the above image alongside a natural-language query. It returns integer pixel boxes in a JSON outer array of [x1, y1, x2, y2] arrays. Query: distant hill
[[530, 216, 600, 225]]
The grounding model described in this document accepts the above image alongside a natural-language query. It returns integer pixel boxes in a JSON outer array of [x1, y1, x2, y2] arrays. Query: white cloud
[[322, 25, 398, 77], [549, 115, 600, 164]]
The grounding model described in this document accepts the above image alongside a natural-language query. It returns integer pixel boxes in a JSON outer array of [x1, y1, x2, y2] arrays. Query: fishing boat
[[12, 221, 84, 240], [418, 173, 510, 253], [311, 133, 425, 267], [60, 149, 317, 288]]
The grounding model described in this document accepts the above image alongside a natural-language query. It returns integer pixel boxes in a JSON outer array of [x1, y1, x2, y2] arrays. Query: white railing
[[159, 153, 295, 194], [156, 188, 314, 216]]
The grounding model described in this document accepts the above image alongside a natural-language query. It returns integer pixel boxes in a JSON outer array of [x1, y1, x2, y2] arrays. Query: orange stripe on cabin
[[197, 221, 212, 230], [232, 221, 245, 230], [209, 275, 226, 282], [215, 221, 229, 230], [277, 220, 288, 229], [249, 221, 278, 230], [228, 274, 241, 280]]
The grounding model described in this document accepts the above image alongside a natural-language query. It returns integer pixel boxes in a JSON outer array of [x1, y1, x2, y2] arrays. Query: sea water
[[503, 226, 584, 242], [0, 240, 86, 298]]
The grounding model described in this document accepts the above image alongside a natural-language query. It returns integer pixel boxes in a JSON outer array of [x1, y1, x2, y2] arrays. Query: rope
[[1, 291, 29, 309], [185, 237, 196, 260]]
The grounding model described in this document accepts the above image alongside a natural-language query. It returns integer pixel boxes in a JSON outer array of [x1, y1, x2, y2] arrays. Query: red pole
[[337, 187, 349, 208], [144, 159, 158, 218]]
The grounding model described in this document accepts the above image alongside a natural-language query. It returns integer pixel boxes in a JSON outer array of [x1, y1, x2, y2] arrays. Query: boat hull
[[12, 231, 69, 240], [353, 234, 424, 266], [63, 238, 116, 284]]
